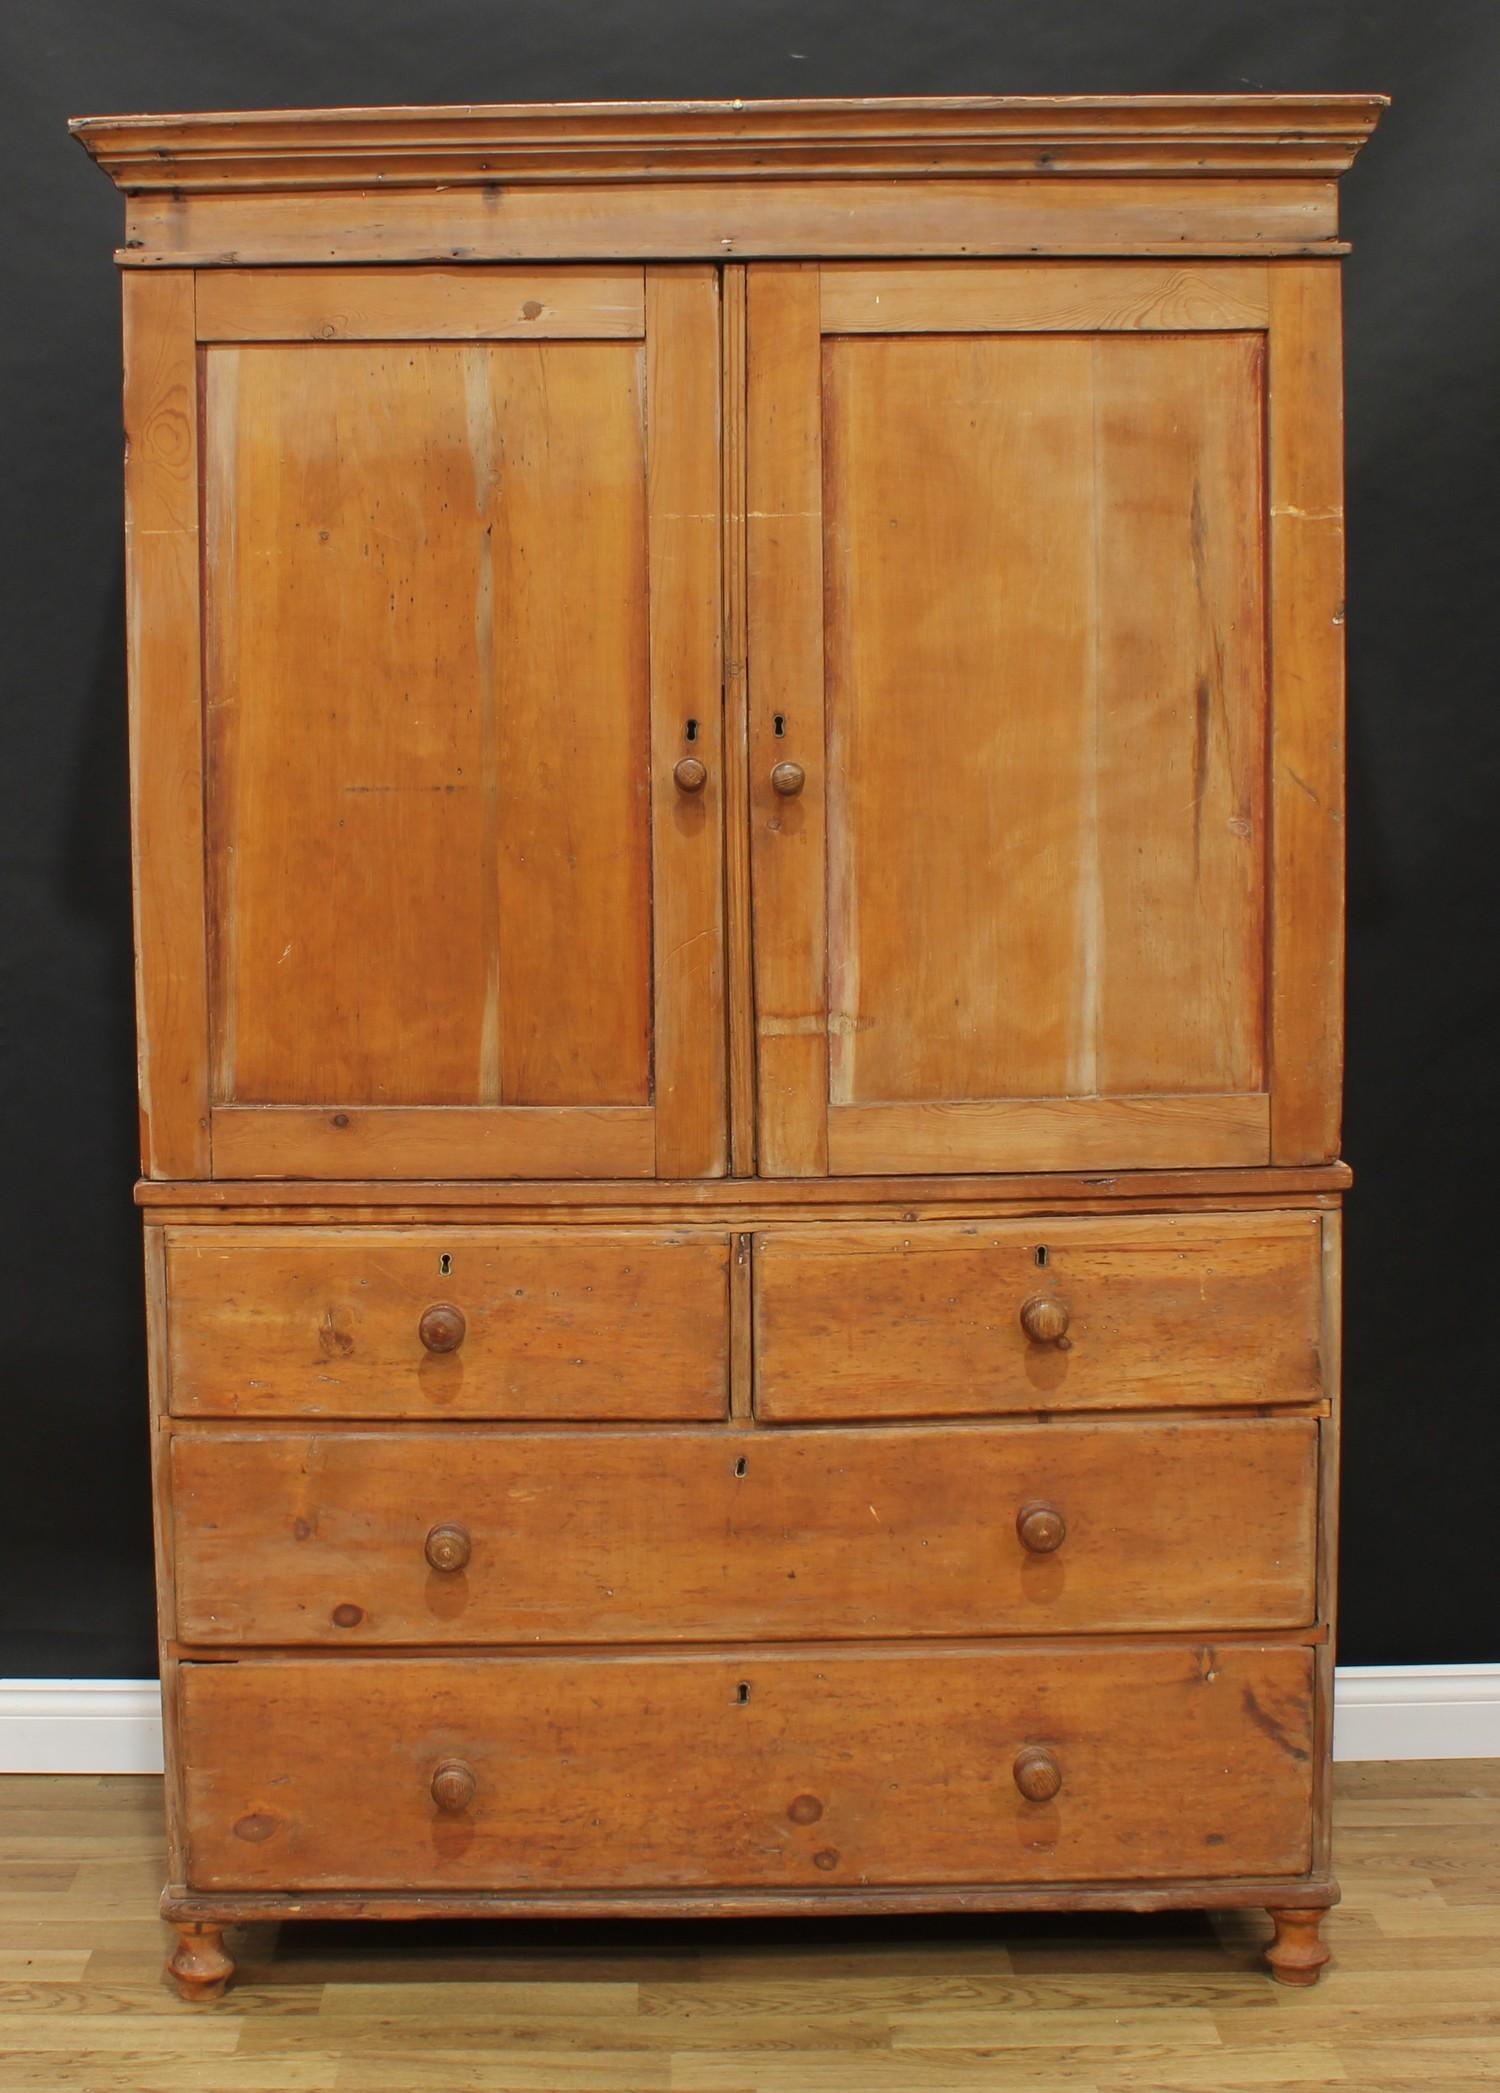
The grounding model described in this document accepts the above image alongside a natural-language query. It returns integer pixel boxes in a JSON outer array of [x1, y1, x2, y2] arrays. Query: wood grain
[[1268, 263, 1346, 1165], [827, 1095, 1270, 1174], [484, 339, 653, 1112], [141, 1227, 185, 1885], [822, 329, 1091, 1113], [206, 338, 647, 1108], [1314, 1209, 1343, 1875], [202, 340, 499, 1113], [164, 1226, 730, 1418], [202, 334, 655, 1131], [73, 93, 1388, 189], [136, 1163, 1353, 1208], [746, 264, 828, 1174], [121, 271, 209, 1179], [1092, 334, 1268, 1095], [646, 267, 727, 1177], [113, 177, 1347, 269], [720, 263, 757, 1176], [141, 1187, 1345, 1237], [195, 265, 645, 340], [209, 1105, 655, 1181], [728, 1229, 753, 1423], [753, 1211, 1322, 1420], [821, 323, 1266, 1128], [157, 1873, 1339, 1921], [168, 1416, 1317, 1645], [821, 261, 1271, 333], [175, 1643, 1316, 1890]]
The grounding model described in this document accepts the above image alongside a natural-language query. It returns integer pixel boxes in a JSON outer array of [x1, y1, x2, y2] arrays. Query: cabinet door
[[747, 262, 1343, 1176], [131, 265, 724, 1180]]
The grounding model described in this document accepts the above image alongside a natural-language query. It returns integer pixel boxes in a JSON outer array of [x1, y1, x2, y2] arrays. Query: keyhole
[[439, 1253, 452, 1276], [1034, 1245, 1049, 1268], [685, 718, 699, 742], [734, 1456, 748, 1478], [737, 1681, 751, 1704], [773, 714, 787, 737]]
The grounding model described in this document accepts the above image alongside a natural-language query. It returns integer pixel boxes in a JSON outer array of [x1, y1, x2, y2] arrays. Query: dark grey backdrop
[[2, 1, 1495, 1676]]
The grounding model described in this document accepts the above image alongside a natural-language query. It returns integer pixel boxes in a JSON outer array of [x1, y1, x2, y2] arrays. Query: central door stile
[[746, 263, 830, 1178], [720, 263, 758, 1179], [647, 264, 730, 1177]]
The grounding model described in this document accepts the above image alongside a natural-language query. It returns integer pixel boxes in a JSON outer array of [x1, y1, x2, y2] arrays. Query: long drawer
[[164, 1227, 731, 1419], [169, 1418, 1319, 1645], [754, 1212, 1324, 1420], [177, 1644, 1316, 1891]]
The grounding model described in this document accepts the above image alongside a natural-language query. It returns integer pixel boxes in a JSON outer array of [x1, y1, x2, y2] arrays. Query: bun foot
[[167, 1921, 234, 2001], [1265, 1906, 1331, 1986]]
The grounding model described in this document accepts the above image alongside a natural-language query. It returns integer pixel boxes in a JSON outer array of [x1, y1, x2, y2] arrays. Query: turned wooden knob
[[770, 760, 806, 797], [1017, 1501, 1067, 1555], [673, 755, 708, 793], [1014, 1746, 1062, 1802], [431, 1759, 477, 1813], [424, 1522, 472, 1574], [418, 1303, 466, 1353], [1019, 1294, 1071, 1347]]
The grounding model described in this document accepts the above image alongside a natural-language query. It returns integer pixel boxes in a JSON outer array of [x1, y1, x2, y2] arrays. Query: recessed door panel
[[824, 330, 1266, 1107], [206, 338, 652, 1112]]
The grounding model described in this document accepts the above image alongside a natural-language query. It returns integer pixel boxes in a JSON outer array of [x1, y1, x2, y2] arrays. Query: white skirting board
[[1, 1668, 1497, 1774], [1, 1681, 166, 1774], [1331, 1665, 1500, 1763]]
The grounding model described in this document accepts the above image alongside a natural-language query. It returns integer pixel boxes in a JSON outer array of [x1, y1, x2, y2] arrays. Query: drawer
[[170, 1417, 1318, 1645], [164, 1227, 730, 1419], [177, 1643, 1316, 1890], [754, 1212, 1324, 1421]]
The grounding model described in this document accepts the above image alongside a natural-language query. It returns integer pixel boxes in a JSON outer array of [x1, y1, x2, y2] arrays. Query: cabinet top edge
[[70, 93, 1387, 193]]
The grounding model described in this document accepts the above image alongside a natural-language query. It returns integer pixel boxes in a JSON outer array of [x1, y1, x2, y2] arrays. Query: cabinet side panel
[[123, 271, 210, 1177], [143, 1225, 185, 1880], [1268, 263, 1346, 1164], [1313, 1207, 1342, 1870]]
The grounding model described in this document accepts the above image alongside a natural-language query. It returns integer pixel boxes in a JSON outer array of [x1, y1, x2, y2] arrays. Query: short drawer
[[177, 1643, 1316, 1890], [169, 1417, 1318, 1645], [164, 1227, 730, 1419], [754, 1212, 1324, 1421]]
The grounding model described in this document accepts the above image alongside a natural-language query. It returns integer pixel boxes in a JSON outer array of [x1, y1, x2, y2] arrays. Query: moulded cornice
[[70, 94, 1388, 194]]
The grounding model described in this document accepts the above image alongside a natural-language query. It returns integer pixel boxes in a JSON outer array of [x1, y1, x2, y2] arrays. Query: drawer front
[[754, 1212, 1323, 1420], [170, 1417, 1318, 1645], [165, 1227, 730, 1419], [178, 1644, 1316, 1890]]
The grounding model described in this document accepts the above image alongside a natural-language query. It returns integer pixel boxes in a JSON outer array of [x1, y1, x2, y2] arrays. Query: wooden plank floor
[[1, 1760, 1496, 2090]]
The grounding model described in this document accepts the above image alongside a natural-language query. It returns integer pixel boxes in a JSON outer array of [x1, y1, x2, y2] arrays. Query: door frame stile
[[1267, 261, 1346, 1166], [123, 268, 212, 1179], [720, 263, 758, 1177], [746, 262, 830, 1177], [646, 264, 729, 1177]]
